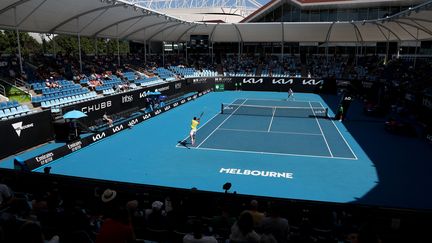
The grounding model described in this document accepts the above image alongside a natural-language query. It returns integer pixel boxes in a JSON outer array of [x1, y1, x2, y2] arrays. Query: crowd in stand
[[0, 52, 431, 242], [2, 172, 423, 243], [1, 51, 431, 133]]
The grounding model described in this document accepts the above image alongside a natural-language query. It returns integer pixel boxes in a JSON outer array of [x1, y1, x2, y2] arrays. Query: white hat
[[152, 200, 163, 210], [101, 189, 117, 203]]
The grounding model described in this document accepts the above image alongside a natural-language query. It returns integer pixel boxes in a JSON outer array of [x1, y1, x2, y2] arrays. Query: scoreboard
[[190, 35, 209, 49]]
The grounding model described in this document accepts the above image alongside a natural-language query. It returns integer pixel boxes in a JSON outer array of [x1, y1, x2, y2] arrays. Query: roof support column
[[414, 28, 419, 68], [116, 25, 120, 68], [281, 22, 284, 61], [53, 36, 56, 57], [324, 22, 335, 65], [14, 7, 23, 74], [178, 42, 180, 56], [185, 42, 188, 65], [238, 41, 241, 63], [396, 41, 400, 59], [211, 41, 214, 65], [75, 18, 83, 73], [385, 31, 390, 65], [94, 37, 98, 56], [144, 40, 147, 64], [281, 3, 284, 61], [162, 41, 165, 67], [353, 24, 360, 66]]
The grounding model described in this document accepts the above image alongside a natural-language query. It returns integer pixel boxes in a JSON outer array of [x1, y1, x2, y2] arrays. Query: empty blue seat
[[10, 107, 17, 115], [22, 105, 30, 112], [0, 110, 4, 117], [4, 109, 12, 116]]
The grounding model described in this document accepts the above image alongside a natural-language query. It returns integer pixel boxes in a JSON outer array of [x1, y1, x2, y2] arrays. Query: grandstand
[[0, 0, 432, 242]]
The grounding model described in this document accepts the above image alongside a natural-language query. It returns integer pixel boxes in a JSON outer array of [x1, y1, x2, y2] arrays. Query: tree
[[0, 30, 41, 55]]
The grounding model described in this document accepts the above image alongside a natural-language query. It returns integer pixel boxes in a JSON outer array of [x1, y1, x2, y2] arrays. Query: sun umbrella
[[63, 110, 87, 139], [63, 110, 87, 119]]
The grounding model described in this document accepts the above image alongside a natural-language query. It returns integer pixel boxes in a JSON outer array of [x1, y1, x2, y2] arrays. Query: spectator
[[0, 183, 13, 208], [16, 221, 60, 243], [183, 220, 218, 243], [242, 199, 265, 228], [210, 204, 236, 239], [259, 203, 290, 243], [0, 226, 4, 243], [145, 200, 168, 230], [96, 206, 135, 243], [103, 113, 114, 127], [230, 212, 260, 243]]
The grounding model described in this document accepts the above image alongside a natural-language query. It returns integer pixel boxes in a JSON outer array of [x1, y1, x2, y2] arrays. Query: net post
[[221, 103, 223, 114]]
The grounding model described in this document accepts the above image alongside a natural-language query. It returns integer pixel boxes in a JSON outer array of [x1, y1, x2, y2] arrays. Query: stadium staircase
[[256, 64, 263, 76], [216, 64, 224, 75]]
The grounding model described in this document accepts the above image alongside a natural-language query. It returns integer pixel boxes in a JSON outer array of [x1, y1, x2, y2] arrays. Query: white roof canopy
[[1, 0, 432, 43]]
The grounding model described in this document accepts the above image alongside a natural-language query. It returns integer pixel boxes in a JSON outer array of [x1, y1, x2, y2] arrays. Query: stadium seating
[[154, 67, 177, 81], [39, 91, 97, 109], [134, 76, 166, 87], [169, 66, 218, 77], [123, 71, 136, 81], [0, 104, 33, 120]]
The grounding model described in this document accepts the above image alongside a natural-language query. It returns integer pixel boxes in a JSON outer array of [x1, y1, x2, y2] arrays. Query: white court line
[[177, 145, 358, 160], [195, 99, 248, 148], [222, 104, 318, 109], [218, 128, 322, 136], [176, 98, 243, 146], [245, 98, 310, 103], [317, 101, 358, 160], [267, 108, 276, 132], [309, 101, 334, 157]]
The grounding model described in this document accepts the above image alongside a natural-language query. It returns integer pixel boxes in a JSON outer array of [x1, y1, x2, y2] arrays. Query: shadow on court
[[320, 94, 432, 210]]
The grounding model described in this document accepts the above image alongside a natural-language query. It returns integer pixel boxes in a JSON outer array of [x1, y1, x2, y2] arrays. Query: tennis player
[[190, 117, 200, 146], [287, 88, 294, 100], [338, 106, 344, 121]]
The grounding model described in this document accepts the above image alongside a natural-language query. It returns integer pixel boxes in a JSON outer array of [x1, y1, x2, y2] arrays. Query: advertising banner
[[23, 90, 211, 170], [186, 77, 325, 93], [0, 110, 54, 160]]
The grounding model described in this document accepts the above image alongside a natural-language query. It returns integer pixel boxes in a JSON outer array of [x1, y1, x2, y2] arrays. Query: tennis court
[[1, 91, 380, 206], [177, 98, 357, 160]]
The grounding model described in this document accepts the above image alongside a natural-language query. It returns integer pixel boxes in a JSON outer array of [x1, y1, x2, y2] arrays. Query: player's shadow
[[178, 140, 192, 149]]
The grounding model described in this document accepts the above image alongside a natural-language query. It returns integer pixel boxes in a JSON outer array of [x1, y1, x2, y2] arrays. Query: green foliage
[[0, 30, 42, 55], [44, 35, 130, 55], [5, 86, 30, 103], [0, 30, 130, 56]]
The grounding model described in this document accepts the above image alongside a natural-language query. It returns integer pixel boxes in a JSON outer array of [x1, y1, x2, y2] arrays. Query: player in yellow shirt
[[190, 117, 200, 146]]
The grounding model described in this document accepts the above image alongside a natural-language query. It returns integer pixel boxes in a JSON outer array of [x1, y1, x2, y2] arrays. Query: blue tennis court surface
[[2, 91, 380, 206], [178, 98, 357, 160]]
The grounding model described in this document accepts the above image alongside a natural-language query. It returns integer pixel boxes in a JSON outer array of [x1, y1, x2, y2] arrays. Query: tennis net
[[221, 103, 328, 118]]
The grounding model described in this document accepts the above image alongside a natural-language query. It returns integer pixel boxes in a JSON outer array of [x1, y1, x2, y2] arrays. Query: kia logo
[[92, 132, 106, 142]]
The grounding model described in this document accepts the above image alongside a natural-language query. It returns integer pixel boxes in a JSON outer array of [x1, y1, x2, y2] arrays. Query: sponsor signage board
[[0, 110, 54, 160], [24, 90, 212, 170]]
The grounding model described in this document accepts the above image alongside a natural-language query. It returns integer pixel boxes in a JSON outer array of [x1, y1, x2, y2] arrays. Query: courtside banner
[[61, 80, 187, 126], [186, 77, 325, 92], [0, 110, 54, 160], [23, 90, 211, 170]]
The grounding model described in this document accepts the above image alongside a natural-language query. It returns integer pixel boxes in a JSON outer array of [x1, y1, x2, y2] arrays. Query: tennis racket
[[199, 111, 204, 119]]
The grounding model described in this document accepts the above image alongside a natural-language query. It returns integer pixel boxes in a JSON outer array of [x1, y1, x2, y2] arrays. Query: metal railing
[[0, 83, 6, 97]]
